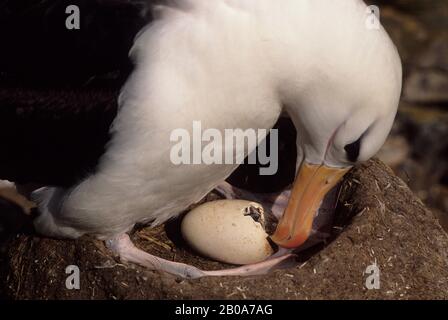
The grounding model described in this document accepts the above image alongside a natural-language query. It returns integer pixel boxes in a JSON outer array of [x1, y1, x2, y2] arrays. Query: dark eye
[[344, 137, 362, 162]]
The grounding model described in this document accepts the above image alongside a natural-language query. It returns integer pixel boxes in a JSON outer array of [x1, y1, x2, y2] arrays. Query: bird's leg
[[106, 234, 297, 279], [214, 181, 290, 220], [105, 182, 339, 279]]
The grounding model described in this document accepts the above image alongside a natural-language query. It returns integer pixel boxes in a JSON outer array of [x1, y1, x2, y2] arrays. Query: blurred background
[[0, 1, 447, 235], [372, 0, 448, 231]]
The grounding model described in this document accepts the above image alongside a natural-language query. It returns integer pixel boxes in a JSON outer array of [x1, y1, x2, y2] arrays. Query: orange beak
[[271, 163, 350, 249]]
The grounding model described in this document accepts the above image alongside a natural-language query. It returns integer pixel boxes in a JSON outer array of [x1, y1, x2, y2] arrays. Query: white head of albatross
[[32, 0, 402, 278]]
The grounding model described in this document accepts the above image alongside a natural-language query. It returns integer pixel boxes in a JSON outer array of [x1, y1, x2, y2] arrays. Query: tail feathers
[[31, 187, 84, 239]]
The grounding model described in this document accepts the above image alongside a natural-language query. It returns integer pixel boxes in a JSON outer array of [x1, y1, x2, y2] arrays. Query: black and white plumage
[[1, 0, 402, 278]]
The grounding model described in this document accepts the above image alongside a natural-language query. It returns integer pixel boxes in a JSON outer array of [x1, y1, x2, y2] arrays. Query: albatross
[[8, 0, 402, 278]]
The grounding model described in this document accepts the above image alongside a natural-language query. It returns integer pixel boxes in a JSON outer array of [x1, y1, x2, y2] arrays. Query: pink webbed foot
[[106, 234, 296, 279]]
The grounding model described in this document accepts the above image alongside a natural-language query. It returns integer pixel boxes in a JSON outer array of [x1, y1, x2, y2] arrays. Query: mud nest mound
[[0, 159, 447, 300]]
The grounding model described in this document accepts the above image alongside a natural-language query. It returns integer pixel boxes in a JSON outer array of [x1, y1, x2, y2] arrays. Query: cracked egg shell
[[181, 200, 274, 265]]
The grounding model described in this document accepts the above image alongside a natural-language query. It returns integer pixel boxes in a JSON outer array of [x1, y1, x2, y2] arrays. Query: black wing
[[0, 0, 151, 186]]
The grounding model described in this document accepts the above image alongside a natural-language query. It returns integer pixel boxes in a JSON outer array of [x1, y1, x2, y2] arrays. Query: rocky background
[[373, 0, 448, 231]]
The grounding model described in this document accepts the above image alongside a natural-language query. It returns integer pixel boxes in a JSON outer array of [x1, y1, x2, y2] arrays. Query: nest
[[1, 159, 447, 300]]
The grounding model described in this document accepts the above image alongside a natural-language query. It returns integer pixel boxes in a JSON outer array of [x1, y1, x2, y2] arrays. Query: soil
[[1, 159, 447, 300]]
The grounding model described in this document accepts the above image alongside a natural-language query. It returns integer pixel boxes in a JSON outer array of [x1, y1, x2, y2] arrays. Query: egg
[[181, 200, 274, 265]]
